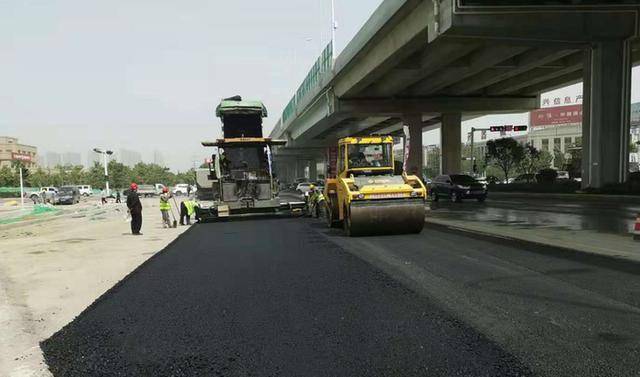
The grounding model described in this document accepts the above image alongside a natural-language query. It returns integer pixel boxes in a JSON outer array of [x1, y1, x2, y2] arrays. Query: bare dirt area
[[0, 197, 189, 376]]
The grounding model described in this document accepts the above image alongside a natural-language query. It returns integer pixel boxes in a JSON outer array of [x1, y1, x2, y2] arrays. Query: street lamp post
[[330, 0, 337, 61], [19, 167, 24, 208], [93, 148, 114, 197]]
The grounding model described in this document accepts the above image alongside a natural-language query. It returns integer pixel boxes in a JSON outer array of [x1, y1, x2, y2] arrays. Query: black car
[[430, 174, 487, 202], [57, 186, 81, 204]]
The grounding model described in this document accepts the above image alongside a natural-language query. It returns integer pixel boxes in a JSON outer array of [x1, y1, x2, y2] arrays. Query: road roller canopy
[[338, 136, 394, 145], [337, 136, 395, 176]]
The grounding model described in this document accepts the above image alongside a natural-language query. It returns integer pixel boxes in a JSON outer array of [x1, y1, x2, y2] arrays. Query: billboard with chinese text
[[530, 104, 582, 128], [11, 153, 33, 162]]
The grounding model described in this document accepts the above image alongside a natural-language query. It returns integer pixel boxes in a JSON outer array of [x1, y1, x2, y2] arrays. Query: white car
[[30, 187, 58, 203], [173, 183, 190, 196], [77, 185, 92, 196], [296, 182, 312, 194]]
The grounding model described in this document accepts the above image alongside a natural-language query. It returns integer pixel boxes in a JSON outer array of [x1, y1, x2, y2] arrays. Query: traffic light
[[489, 125, 528, 132]]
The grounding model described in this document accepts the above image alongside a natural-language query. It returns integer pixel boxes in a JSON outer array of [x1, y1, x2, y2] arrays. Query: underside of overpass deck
[[272, 1, 640, 187]]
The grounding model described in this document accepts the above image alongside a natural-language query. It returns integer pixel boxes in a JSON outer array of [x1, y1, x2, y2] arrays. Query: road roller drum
[[345, 199, 425, 236]]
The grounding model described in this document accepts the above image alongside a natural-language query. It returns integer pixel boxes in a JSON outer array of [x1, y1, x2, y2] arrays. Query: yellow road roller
[[324, 136, 427, 236]]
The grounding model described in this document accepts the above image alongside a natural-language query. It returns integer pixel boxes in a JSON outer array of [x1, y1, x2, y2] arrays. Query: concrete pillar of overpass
[[441, 113, 462, 175], [283, 161, 293, 184], [403, 114, 423, 176], [582, 40, 632, 189], [296, 159, 307, 181], [308, 160, 318, 181]]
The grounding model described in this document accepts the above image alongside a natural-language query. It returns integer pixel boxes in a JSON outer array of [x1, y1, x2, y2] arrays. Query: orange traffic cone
[[634, 213, 640, 241]]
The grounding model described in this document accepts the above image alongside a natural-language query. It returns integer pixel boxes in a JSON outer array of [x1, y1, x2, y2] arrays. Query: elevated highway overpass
[[270, 0, 640, 188]]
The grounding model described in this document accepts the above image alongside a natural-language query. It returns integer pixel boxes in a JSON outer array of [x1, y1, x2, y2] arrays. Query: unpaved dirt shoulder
[[0, 198, 189, 376]]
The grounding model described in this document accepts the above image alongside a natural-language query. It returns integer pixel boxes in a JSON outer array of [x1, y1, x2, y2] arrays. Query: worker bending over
[[180, 198, 199, 225], [159, 187, 173, 228], [308, 184, 325, 218]]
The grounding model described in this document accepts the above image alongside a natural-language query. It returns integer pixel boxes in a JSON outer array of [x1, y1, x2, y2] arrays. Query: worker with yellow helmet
[[307, 184, 325, 218]]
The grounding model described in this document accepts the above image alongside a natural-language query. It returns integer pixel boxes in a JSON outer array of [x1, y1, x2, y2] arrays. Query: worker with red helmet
[[126, 182, 143, 235], [159, 186, 173, 228]]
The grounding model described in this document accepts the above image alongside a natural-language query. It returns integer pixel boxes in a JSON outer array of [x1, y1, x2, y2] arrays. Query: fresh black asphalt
[[41, 219, 531, 376]]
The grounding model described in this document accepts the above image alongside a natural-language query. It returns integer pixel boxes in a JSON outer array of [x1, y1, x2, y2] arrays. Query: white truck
[[136, 183, 166, 197]]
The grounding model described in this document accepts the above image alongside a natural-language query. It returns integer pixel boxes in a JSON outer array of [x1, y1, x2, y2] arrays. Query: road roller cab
[[324, 136, 427, 236]]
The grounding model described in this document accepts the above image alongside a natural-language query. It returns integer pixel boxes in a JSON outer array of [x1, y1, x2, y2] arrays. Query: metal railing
[[282, 41, 333, 125]]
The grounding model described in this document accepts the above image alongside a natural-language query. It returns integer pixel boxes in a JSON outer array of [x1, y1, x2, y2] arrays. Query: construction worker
[[308, 184, 325, 218], [159, 187, 173, 228], [180, 198, 198, 225], [304, 184, 315, 211], [192, 199, 201, 223], [126, 183, 143, 235]]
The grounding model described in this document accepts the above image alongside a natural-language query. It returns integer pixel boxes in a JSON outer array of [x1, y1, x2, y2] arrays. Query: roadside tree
[[87, 162, 108, 189], [0, 166, 18, 186], [107, 161, 132, 189], [518, 144, 552, 182], [175, 169, 196, 185], [553, 148, 567, 170], [485, 138, 525, 182], [65, 165, 87, 186], [9, 161, 29, 186], [28, 168, 51, 188], [130, 163, 176, 186]]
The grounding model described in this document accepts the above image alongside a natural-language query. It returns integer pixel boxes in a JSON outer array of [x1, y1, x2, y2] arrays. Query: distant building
[[0, 136, 38, 169], [153, 150, 164, 166], [471, 102, 640, 171], [117, 148, 142, 167], [630, 103, 640, 169], [528, 104, 583, 166], [45, 151, 61, 168], [61, 152, 82, 166]]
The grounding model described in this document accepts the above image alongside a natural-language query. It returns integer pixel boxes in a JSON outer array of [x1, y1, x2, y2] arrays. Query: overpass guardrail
[[281, 41, 334, 127]]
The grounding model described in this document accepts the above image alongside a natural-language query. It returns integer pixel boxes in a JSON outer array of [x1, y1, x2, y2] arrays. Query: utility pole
[[469, 127, 491, 177], [470, 127, 475, 175], [331, 0, 337, 60], [93, 148, 114, 197], [19, 167, 24, 208]]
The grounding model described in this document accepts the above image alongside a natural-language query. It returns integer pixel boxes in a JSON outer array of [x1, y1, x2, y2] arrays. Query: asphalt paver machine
[[197, 96, 303, 220]]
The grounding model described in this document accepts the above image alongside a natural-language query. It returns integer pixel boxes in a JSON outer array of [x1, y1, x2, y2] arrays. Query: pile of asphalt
[[41, 219, 530, 376]]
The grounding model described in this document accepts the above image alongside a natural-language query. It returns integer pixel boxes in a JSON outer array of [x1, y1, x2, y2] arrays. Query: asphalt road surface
[[429, 195, 640, 234], [41, 217, 640, 376]]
